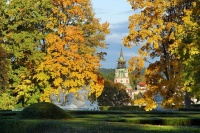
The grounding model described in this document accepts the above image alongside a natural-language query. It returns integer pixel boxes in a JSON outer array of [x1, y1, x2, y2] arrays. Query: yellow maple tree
[[35, 0, 109, 102]]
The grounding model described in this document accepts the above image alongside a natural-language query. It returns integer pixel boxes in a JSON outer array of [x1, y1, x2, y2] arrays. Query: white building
[[114, 48, 133, 97]]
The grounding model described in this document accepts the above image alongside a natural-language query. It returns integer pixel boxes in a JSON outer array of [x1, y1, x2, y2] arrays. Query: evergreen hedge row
[[106, 117, 200, 126], [179, 108, 200, 111], [99, 106, 145, 111]]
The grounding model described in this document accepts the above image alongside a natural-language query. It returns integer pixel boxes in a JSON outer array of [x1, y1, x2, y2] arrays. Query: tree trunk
[[184, 91, 191, 108]]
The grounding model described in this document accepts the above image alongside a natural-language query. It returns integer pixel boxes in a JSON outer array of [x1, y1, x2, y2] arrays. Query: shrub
[[179, 108, 200, 111], [14, 102, 73, 119], [99, 106, 145, 111]]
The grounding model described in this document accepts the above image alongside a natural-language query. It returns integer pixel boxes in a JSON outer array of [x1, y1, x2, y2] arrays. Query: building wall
[[114, 77, 129, 84], [114, 68, 133, 98]]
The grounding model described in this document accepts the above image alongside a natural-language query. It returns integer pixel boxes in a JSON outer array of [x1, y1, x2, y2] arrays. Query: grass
[[1, 118, 200, 133], [0, 107, 200, 133]]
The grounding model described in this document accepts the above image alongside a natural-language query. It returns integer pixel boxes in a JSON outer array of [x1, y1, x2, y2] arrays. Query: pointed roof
[[118, 48, 125, 62], [117, 46, 126, 69]]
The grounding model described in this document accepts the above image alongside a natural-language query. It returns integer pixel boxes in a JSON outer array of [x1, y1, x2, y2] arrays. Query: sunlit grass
[[0, 110, 200, 133]]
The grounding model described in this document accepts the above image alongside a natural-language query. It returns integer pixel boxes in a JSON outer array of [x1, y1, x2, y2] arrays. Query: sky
[[91, 0, 140, 69]]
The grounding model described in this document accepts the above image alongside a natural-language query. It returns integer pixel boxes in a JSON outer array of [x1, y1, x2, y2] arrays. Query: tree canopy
[[98, 80, 131, 106], [0, 0, 109, 109], [124, 0, 200, 110]]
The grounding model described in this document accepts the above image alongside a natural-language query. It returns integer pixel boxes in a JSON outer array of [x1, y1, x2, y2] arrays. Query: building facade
[[114, 48, 133, 97]]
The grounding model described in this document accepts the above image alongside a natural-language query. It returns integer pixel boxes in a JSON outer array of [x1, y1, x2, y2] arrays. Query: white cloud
[[106, 33, 127, 45], [91, 0, 141, 68]]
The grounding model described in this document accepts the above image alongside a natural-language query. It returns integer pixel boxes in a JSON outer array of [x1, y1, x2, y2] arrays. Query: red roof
[[138, 82, 146, 87]]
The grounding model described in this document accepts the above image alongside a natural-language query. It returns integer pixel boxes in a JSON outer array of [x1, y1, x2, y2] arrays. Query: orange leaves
[[46, 33, 65, 54], [64, 26, 84, 43], [57, 56, 66, 63], [55, 0, 86, 7], [62, 0, 71, 7], [34, 0, 109, 101], [68, 5, 84, 17], [0, 0, 109, 106]]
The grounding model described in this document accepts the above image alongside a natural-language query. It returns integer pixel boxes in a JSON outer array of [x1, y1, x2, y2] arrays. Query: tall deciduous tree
[[34, 0, 109, 102], [124, 0, 199, 110], [0, 46, 10, 92], [0, 1, 10, 92], [2, 0, 53, 107], [170, 1, 200, 107], [0, 1, 17, 110], [1, 0, 109, 107]]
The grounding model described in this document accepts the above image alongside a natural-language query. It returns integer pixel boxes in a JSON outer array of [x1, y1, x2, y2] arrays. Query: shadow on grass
[[24, 121, 73, 133], [1, 118, 200, 133], [105, 117, 200, 126]]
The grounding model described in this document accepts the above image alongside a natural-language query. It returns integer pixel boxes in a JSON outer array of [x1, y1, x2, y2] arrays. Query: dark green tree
[[98, 80, 131, 106], [0, 46, 10, 92], [99, 68, 115, 81], [0, 0, 9, 90]]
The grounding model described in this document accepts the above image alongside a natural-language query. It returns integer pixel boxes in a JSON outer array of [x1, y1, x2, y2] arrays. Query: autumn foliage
[[124, 0, 200, 111], [35, 0, 109, 102], [0, 0, 109, 109]]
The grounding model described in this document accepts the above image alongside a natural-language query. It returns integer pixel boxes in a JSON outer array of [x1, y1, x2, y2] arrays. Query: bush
[[191, 104, 200, 108], [179, 108, 200, 111], [99, 106, 145, 111], [14, 102, 73, 119]]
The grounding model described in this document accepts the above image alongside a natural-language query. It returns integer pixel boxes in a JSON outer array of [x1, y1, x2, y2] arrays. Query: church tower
[[114, 47, 133, 97]]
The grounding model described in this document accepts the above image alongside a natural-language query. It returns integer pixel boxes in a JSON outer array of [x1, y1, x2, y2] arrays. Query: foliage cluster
[[124, 0, 200, 110], [97, 80, 131, 106], [0, 0, 109, 109], [99, 68, 115, 81]]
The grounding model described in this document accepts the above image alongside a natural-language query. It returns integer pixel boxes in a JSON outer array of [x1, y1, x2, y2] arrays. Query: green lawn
[[0, 110, 200, 133]]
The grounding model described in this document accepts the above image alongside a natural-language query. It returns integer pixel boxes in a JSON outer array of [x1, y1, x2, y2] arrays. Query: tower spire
[[114, 44, 133, 98], [120, 44, 123, 57], [117, 44, 126, 69]]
